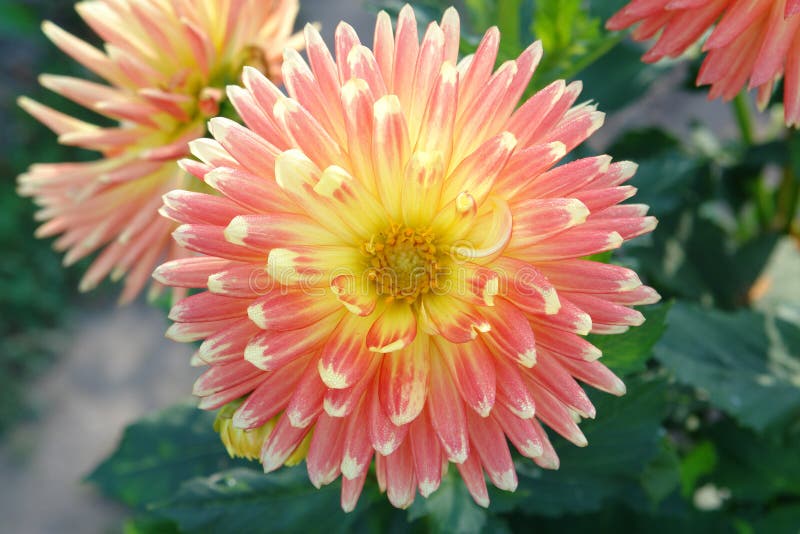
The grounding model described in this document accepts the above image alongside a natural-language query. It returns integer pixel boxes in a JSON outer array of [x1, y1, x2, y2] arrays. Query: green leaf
[[586, 0, 630, 21], [408, 470, 488, 533], [495, 0, 525, 53], [641, 440, 681, 504], [654, 302, 800, 432], [0, 1, 37, 36], [528, 0, 605, 87], [576, 41, 665, 113], [750, 237, 800, 317], [122, 516, 180, 534], [752, 506, 800, 534], [511, 376, 668, 516], [505, 504, 734, 533], [587, 302, 671, 376], [87, 403, 249, 508], [707, 420, 800, 501], [153, 467, 378, 534], [463, 0, 495, 30], [678, 441, 717, 497]]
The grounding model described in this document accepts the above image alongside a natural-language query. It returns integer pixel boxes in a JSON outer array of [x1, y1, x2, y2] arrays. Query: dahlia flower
[[157, 6, 659, 510], [17, 0, 302, 303], [607, 0, 800, 127]]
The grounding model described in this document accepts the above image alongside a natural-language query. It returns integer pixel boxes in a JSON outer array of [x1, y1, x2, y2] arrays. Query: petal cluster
[[158, 6, 659, 510], [608, 0, 800, 127], [18, 0, 302, 302]]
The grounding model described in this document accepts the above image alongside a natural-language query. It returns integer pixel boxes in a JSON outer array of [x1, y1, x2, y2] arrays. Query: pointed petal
[[427, 348, 469, 462], [379, 336, 430, 426], [367, 302, 417, 353]]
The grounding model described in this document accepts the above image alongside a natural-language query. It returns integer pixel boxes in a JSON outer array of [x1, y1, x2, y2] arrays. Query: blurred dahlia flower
[[17, 0, 303, 303], [157, 6, 659, 510], [608, 0, 800, 127]]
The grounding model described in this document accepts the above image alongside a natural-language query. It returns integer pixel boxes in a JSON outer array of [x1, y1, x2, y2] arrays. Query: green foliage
[[0, 0, 38, 36], [123, 517, 181, 534], [707, 420, 800, 502], [640, 440, 681, 504], [678, 441, 717, 497], [87, 403, 250, 508], [530, 0, 601, 77], [154, 467, 372, 534], [655, 302, 800, 432], [408, 470, 490, 533], [509, 377, 669, 517]]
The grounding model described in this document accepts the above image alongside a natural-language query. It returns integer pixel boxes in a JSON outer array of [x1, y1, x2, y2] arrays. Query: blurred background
[[1, 0, 798, 533]]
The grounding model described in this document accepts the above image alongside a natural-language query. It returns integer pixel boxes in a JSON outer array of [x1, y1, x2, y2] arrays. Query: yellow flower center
[[363, 224, 441, 303]]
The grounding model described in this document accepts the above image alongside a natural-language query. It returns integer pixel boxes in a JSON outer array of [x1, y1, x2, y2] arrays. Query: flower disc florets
[[364, 224, 440, 303]]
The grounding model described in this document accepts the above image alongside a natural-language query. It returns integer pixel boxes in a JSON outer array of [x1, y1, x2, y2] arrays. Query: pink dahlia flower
[[608, 0, 800, 127], [157, 6, 659, 510], [17, 0, 303, 303]]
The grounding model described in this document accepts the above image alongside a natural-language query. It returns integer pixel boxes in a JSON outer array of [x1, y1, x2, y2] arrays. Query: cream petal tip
[[340, 455, 363, 480], [499, 130, 518, 150], [519, 348, 537, 368], [642, 216, 659, 233], [246, 303, 267, 329], [164, 323, 186, 342], [373, 94, 402, 116], [575, 313, 593, 336], [78, 277, 97, 293], [612, 377, 627, 396], [223, 216, 248, 246], [369, 338, 406, 353], [607, 231, 624, 249], [628, 309, 646, 327], [260, 451, 285, 474], [439, 61, 458, 82], [474, 494, 490, 508], [496, 469, 518, 492], [549, 141, 567, 160], [567, 199, 590, 225], [583, 344, 603, 361], [618, 160, 639, 179], [418, 479, 440, 498], [340, 78, 370, 101], [322, 399, 347, 418], [206, 273, 225, 294], [448, 448, 468, 464], [591, 111, 606, 129], [318, 362, 350, 389], [521, 440, 543, 458], [618, 272, 643, 291], [543, 288, 561, 315]]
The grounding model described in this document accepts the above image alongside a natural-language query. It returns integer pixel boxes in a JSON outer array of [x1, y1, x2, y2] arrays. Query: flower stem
[[776, 128, 800, 233], [559, 33, 625, 83], [732, 92, 754, 146], [732, 93, 774, 228]]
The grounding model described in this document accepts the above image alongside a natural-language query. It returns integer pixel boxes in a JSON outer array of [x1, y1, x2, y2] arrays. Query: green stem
[[776, 128, 800, 233], [559, 33, 625, 82], [732, 92, 754, 146], [732, 93, 773, 227]]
